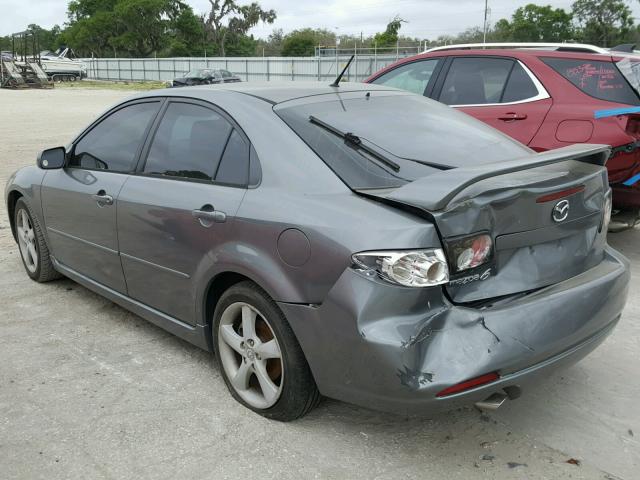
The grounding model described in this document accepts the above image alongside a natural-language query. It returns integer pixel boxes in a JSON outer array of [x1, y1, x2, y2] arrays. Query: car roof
[[138, 82, 400, 105]]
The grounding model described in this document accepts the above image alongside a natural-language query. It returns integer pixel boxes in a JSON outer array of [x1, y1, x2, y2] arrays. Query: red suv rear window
[[541, 57, 640, 105]]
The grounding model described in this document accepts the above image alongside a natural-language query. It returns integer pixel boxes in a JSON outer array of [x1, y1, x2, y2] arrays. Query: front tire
[[213, 281, 320, 421], [14, 198, 61, 282]]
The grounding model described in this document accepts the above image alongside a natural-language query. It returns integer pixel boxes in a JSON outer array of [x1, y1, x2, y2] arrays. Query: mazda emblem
[[552, 199, 570, 222]]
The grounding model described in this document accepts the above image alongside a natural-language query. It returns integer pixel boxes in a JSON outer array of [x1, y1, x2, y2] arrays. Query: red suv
[[366, 45, 640, 211]]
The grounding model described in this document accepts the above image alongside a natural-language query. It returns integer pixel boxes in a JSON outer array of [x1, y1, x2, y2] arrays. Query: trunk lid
[[361, 145, 611, 302]]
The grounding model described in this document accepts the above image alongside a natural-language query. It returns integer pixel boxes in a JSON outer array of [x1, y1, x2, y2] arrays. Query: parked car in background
[[5, 82, 628, 420], [366, 43, 640, 214], [169, 68, 241, 87]]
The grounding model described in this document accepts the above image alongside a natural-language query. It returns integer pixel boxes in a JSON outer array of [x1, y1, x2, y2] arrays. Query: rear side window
[[370, 59, 440, 95], [439, 57, 514, 105], [70, 102, 160, 172], [541, 57, 640, 105], [143, 102, 249, 185], [215, 130, 250, 185], [502, 62, 539, 102]]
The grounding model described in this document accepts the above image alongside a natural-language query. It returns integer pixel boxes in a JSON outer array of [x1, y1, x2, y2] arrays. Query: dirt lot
[[0, 87, 638, 480]]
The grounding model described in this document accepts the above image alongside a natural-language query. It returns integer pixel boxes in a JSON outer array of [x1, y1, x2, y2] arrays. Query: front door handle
[[92, 190, 114, 206], [498, 112, 528, 121], [192, 205, 226, 226]]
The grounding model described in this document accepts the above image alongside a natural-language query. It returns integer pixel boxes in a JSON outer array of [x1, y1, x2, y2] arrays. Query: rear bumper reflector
[[436, 372, 500, 397]]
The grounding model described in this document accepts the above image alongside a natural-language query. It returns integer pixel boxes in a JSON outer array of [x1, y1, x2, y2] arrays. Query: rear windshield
[[541, 57, 640, 105], [275, 92, 530, 189]]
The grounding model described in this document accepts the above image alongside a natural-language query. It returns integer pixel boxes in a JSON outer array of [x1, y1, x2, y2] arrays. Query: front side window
[[439, 57, 514, 105], [143, 102, 249, 185], [370, 59, 440, 95], [70, 102, 160, 172], [541, 57, 640, 105]]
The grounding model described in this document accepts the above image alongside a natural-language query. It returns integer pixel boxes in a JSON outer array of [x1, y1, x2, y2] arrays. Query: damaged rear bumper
[[279, 247, 629, 415]]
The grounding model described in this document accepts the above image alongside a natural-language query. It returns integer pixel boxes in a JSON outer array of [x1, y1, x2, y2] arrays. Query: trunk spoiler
[[358, 144, 610, 212]]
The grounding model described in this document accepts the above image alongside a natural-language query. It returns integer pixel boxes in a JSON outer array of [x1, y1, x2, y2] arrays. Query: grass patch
[[55, 80, 167, 91]]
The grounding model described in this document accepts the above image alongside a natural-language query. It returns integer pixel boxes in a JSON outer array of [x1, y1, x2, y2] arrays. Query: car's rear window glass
[[275, 92, 530, 189], [541, 57, 640, 105], [502, 62, 539, 102], [70, 102, 160, 172], [370, 59, 440, 95], [144, 102, 233, 181], [439, 57, 514, 105]]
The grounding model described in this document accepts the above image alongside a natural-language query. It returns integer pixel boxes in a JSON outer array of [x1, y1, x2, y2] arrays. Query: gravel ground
[[0, 87, 638, 480]]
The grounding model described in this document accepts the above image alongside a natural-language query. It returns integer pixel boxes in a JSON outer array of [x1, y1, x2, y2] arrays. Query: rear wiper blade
[[399, 156, 454, 170], [309, 115, 401, 172]]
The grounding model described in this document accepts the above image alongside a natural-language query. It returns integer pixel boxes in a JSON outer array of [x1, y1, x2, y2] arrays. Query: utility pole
[[483, 0, 489, 44]]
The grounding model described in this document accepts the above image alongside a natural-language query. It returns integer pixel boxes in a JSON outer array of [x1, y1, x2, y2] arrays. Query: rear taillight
[[352, 249, 450, 287], [626, 115, 640, 138], [445, 233, 493, 274], [436, 372, 500, 397]]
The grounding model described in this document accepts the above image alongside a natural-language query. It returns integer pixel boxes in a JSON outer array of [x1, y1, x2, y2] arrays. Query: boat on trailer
[[38, 47, 86, 81]]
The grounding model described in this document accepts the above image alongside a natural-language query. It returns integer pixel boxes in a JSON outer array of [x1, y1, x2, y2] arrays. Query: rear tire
[[213, 281, 320, 421], [14, 198, 62, 282]]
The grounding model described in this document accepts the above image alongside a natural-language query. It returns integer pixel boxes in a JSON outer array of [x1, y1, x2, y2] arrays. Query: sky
[[1, 0, 640, 40]]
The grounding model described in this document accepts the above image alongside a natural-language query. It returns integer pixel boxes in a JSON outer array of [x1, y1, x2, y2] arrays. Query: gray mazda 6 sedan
[[5, 82, 630, 421]]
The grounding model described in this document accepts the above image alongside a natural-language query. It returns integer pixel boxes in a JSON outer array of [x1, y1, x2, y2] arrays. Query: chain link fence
[[82, 50, 423, 84]]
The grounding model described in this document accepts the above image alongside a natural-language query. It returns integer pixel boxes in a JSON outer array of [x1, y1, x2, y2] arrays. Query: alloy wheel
[[16, 209, 38, 273], [217, 302, 284, 409]]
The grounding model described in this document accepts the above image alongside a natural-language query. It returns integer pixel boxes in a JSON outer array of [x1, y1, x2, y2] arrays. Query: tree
[[373, 16, 406, 47], [111, 0, 175, 57], [572, 0, 634, 47], [203, 0, 276, 57], [27, 24, 64, 51], [64, 0, 205, 57], [281, 28, 335, 56], [455, 26, 486, 43], [63, 10, 120, 56], [67, 0, 119, 21], [255, 28, 284, 55], [165, 8, 206, 56], [496, 4, 574, 42]]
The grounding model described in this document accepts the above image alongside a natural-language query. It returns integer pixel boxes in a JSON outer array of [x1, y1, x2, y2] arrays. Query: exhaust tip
[[475, 392, 508, 411]]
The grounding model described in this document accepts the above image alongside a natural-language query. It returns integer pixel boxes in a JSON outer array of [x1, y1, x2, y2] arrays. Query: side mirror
[[37, 147, 66, 169]]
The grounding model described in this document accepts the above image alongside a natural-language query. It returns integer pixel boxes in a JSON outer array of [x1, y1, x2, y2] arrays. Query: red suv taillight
[[625, 115, 640, 138]]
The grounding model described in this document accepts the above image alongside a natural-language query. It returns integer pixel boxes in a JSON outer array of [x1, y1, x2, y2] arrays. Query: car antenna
[[330, 54, 355, 87]]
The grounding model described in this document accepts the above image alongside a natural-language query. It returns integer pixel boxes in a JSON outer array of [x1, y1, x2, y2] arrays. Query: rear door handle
[[192, 205, 226, 226], [92, 190, 114, 206], [498, 112, 528, 121]]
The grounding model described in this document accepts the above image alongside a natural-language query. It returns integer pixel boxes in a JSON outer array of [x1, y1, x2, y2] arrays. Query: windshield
[[275, 92, 530, 190]]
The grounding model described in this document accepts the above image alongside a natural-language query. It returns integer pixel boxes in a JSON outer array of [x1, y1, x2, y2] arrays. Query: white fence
[[83, 52, 420, 83]]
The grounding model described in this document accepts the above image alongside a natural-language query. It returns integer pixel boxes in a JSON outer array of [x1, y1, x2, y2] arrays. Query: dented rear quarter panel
[[280, 248, 628, 415]]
